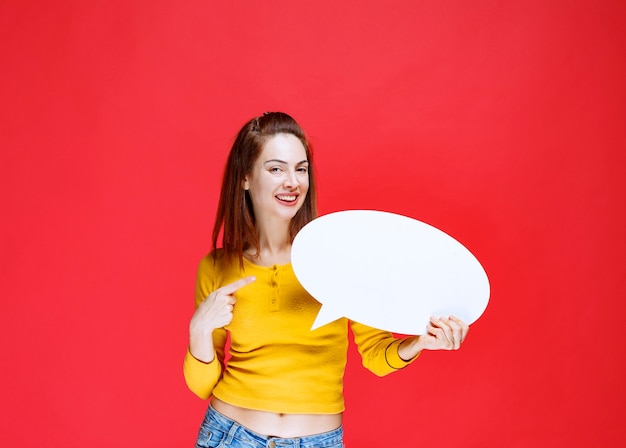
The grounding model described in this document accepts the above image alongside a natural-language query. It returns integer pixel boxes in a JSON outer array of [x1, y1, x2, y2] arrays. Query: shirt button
[[268, 441, 276, 448]]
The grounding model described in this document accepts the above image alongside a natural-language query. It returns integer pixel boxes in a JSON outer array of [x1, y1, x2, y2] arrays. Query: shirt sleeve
[[183, 254, 228, 399], [183, 329, 227, 399], [350, 320, 420, 377]]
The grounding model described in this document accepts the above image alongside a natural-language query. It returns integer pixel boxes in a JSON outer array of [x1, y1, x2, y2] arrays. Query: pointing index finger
[[218, 276, 256, 295]]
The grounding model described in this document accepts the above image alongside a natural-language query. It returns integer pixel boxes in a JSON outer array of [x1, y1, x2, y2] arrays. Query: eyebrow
[[264, 159, 309, 165]]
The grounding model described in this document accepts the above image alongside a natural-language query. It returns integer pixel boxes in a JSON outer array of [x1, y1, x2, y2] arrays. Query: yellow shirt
[[183, 250, 418, 414]]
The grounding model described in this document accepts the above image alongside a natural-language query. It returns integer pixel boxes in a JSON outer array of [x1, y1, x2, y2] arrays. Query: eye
[[269, 166, 283, 174], [297, 166, 309, 174]]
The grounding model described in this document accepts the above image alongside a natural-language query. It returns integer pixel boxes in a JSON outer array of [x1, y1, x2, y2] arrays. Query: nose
[[284, 169, 300, 189]]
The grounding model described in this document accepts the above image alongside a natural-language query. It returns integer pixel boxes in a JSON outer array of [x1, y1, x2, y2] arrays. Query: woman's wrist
[[398, 336, 424, 361], [189, 333, 215, 363]]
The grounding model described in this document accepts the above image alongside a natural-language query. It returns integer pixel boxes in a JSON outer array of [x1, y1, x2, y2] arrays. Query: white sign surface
[[291, 210, 490, 335]]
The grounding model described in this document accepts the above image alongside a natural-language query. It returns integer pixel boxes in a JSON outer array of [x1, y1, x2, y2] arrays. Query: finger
[[211, 292, 237, 305], [429, 316, 442, 328], [429, 316, 449, 333], [449, 315, 470, 343], [447, 318, 462, 349], [435, 317, 454, 348], [218, 276, 256, 295], [209, 294, 237, 315], [427, 320, 450, 347], [427, 317, 444, 337]]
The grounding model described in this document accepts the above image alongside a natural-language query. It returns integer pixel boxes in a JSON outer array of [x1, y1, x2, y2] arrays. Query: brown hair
[[211, 112, 318, 266]]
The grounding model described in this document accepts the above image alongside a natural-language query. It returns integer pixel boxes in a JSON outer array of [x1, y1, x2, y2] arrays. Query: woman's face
[[244, 133, 310, 223]]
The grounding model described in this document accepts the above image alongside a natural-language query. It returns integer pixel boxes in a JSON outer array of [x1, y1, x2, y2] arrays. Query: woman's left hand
[[420, 315, 469, 350], [398, 315, 469, 361]]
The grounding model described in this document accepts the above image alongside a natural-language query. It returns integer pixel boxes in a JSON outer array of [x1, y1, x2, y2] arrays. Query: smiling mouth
[[276, 194, 298, 202]]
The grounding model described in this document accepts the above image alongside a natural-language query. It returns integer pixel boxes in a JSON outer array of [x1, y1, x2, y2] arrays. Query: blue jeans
[[195, 405, 344, 448]]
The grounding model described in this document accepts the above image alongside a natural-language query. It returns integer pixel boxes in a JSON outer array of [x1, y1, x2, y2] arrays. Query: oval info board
[[291, 210, 490, 335]]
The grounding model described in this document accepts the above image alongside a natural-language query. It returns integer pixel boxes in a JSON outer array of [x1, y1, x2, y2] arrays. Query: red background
[[1, 1, 625, 446]]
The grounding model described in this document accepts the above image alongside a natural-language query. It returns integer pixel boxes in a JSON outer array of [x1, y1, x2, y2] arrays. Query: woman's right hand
[[188, 276, 256, 362]]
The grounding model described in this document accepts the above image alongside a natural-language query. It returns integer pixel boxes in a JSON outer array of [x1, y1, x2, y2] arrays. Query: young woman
[[184, 112, 469, 447]]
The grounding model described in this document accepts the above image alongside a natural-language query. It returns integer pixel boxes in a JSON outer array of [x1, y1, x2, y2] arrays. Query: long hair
[[211, 112, 318, 267]]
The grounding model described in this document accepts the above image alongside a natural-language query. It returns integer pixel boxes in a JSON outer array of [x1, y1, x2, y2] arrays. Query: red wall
[[1, 1, 625, 446]]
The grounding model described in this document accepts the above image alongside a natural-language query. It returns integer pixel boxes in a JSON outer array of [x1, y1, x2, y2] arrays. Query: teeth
[[277, 195, 296, 201]]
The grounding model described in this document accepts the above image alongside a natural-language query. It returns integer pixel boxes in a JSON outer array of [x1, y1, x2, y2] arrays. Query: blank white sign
[[291, 210, 490, 335]]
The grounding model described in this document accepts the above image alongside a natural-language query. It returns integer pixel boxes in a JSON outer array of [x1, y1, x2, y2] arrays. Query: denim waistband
[[206, 405, 344, 448]]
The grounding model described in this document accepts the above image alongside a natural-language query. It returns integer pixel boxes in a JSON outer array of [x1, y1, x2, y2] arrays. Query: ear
[[242, 177, 249, 190]]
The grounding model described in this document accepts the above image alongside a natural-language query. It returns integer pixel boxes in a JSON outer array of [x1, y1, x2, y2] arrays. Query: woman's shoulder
[[198, 248, 226, 269], [195, 249, 237, 296], [197, 248, 243, 276]]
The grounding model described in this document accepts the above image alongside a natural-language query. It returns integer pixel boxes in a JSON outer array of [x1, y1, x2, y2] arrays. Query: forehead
[[258, 133, 307, 162]]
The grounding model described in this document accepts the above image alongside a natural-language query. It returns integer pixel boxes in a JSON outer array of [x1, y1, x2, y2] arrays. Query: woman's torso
[[208, 252, 346, 437]]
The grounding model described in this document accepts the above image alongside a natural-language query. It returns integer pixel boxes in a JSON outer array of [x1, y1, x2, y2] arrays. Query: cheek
[[247, 189, 266, 210]]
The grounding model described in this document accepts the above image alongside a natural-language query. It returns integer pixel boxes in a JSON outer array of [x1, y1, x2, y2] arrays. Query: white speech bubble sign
[[291, 210, 490, 335]]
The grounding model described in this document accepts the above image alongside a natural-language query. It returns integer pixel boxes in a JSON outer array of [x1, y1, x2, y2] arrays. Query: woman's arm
[[183, 328, 227, 399], [351, 321, 418, 376], [351, 315, 470, 377], [183, 255, 255, 399]]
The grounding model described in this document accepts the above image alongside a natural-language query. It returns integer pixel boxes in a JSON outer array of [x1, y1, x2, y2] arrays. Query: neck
[[248, 219, 292, 266]]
